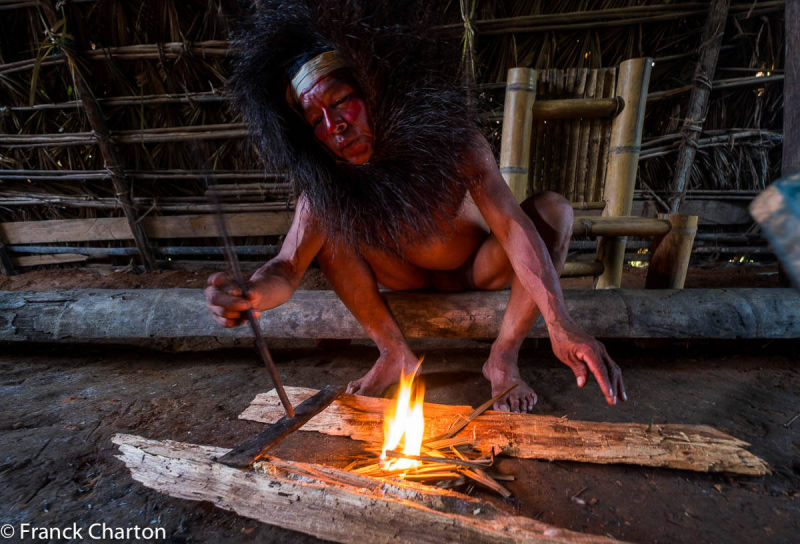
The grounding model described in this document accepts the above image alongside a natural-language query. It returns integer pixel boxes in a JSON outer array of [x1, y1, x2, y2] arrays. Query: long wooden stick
[[206, 184, 294, 418]]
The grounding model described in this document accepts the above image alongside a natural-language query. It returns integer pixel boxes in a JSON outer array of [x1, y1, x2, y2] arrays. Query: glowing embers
[[380, 360, 425, 473]]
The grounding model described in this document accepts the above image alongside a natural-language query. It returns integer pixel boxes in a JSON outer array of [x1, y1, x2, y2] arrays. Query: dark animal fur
[[228, 0, 478, 253]]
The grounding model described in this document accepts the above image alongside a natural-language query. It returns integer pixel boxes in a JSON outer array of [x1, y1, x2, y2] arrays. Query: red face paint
[[299, 73, 374, 165]]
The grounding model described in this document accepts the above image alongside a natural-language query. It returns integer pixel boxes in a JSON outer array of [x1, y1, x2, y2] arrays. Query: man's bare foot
[[346, 345, 419, 397], [482, 350, 537, 412]]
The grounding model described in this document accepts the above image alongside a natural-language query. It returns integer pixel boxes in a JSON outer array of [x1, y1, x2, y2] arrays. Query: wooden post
[[645, 214, 698, 289], [40, 1, 157, 271], [595, 57, 652, 288], [668, 0, 731, 213], [499, 67, 537, 202]]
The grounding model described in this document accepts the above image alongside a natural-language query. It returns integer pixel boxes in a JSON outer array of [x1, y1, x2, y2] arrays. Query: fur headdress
[[228, 0, 478, 253]]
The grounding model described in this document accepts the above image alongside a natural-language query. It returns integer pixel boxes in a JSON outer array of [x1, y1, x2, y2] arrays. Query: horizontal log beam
[[112, 433, 619, 543], [2, 288, 799, 343], [240, 387, 769, 475]]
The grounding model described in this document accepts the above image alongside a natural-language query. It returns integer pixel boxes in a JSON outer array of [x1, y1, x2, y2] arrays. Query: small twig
[[425, 383, 518, 444], [570, 486, 588, 501], [384, 450, 492, 470], [783, 412, 800, 428]]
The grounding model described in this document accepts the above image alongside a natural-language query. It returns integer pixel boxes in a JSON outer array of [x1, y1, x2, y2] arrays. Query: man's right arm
[[205, 194, 325, 327]]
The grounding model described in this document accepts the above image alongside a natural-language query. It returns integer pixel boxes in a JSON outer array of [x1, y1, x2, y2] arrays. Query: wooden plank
[[0, 212, 294, 243], [113, 433, 622, 544], [2, 288, 800, 343], [0, 213, 657, 244], [12, 254, 88, 267], [240, 387, 769, 476]]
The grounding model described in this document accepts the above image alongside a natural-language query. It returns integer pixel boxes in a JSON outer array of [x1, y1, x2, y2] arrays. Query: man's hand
[[204, 272, 261, 328], [549, 323, 626, 405]]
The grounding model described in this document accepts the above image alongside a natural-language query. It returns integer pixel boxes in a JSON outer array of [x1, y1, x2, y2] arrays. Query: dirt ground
[[1, 264, 798, 543]]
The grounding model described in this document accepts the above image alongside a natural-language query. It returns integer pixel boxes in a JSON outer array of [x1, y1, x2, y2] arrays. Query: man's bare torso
[[359, 193, 491, 290]]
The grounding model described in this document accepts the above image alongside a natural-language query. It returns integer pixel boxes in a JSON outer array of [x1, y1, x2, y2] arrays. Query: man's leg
[[317, 239, 425, 396], [472, 192, 574, 412]]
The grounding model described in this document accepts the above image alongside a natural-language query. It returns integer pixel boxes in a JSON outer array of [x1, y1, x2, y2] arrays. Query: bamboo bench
[[500, 58, 697, 288]]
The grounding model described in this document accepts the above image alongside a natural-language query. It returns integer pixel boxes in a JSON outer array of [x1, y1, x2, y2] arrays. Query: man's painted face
[[299, 72, 374, 165]]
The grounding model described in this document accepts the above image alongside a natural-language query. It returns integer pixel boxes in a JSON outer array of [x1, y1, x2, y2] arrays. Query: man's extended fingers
[[579, 348, 615, 405]]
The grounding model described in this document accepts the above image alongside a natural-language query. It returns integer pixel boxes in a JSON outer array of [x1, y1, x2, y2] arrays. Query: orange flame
[[380, 358, 425, 472]]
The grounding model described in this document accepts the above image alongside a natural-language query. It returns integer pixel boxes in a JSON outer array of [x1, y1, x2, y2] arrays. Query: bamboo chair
[[499, 58, 696, 288]]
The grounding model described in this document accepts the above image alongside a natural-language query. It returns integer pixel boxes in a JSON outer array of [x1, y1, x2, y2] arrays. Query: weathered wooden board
[[0, 213, 662, 244], [112, 433, 622, 544], [12, 253, 88, 267], [0, 211, 293, 244], [240, 387, 769, 476], [2, 288, 800, 343]]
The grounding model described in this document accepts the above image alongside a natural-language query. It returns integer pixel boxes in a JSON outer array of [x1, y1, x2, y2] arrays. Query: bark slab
[[240, 387, 769, 476]]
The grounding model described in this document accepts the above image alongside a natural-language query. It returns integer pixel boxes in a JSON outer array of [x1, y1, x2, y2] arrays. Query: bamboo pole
[[648, 74, 784, 101], [572, 216, 670, 237], [0, 123, 249, 147], [595, 58, 652, 288], [564, 70, 586, 200], [0, 169, 289, 182], [561, 260, 603, 277], [668, 0, 731, 214], [40, 1, 156, 271], [784, 0, 800, 175], [533, 97, 621, 119], [8, 245, 281, 258], [575, 70, 598, 203], [1, 91, 226, 111], [499, 67, 537, 202], [435, 1, 783, 35], [645, 214, 699, 289]]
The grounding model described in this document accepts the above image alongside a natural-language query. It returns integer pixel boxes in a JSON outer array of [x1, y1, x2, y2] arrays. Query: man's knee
[[521, 191, 574, 240]]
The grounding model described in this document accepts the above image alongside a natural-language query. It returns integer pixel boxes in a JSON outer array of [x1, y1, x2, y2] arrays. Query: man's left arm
[[465, 139, 626, 405]]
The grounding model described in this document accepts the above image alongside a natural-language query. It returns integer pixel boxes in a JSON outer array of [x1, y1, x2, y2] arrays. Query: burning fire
[[380, 359, 425, 472]]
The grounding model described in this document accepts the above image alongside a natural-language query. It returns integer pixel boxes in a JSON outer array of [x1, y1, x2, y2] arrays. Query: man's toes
[[346, 380, 361, 394], [494, 400, 510, 412]]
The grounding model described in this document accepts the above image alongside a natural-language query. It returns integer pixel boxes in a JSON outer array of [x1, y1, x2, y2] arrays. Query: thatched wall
[[0, 1, 786, 267]]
